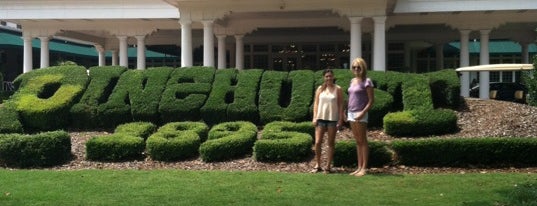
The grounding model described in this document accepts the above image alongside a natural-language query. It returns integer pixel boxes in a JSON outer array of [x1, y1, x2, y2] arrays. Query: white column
[[372, 16, 386, 71], [180, 19, 193, 67], [94, 45, 106, 66], [235, 34, 244, 70], [202, 20, 215, 67], [349, 17, 363, 69], [217, 35, 226, 69], [39, 36, 50, 68], [479, 29, 491, 100], [459, 30, 471, 97], [118, 36, 129, 67], [135, 35, 146, 70], [22, 35, 33, 73], [111, 50, 118, 66]]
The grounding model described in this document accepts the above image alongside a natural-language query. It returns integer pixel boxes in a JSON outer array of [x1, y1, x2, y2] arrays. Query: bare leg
[[354, 122, 368, 177], [349, 121, 368, 176], [324, 125, 337, 173], [312, 125, 326, 172]]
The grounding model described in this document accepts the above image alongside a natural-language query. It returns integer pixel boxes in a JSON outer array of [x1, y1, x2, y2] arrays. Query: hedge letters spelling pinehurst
[[0, 65, 460, 136]]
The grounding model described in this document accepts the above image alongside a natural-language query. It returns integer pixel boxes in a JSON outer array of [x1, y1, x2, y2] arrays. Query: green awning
[[449, 40, 537, 54], [0, 31, 176, 58]]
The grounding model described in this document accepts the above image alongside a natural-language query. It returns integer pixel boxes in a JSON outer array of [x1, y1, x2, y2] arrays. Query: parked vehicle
[[469, 82, 527, 103]]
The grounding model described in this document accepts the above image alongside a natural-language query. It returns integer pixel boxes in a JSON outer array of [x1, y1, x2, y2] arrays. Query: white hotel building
[[1, 0, 537, 96]]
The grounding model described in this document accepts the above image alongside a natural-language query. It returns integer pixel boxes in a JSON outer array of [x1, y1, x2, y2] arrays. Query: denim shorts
[[347, 111, 368, 123], [316, 119, 337, 127]]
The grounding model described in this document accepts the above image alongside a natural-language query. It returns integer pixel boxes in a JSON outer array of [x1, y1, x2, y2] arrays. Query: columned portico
[[372, 16, 386, 71], [94, 45, 106, 66], [39, 36, 50, 68], [111, 50, 118, 66], [217, 35, 227, 69], [349, 16, 363, 68], [202, 20, 215, 67], [235, 34, 244, 70], [479, 29, 491, 100], [22, 35, 33, 73], [117, 36, 129, 67], [135, 35, 146, 70], [180, 19, 193, 67]]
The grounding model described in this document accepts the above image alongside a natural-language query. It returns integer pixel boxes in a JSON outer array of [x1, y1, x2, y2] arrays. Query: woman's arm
[[336, 86, 345, 124], [362, 86, 375, 113], [312, 87, 321, 124]]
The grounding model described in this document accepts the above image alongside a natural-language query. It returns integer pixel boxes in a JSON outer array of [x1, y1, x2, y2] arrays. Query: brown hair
[[320, 69, 334, 92]]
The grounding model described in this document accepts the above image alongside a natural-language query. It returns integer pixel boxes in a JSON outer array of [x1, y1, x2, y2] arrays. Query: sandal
[[310, 167, 322, 173], [323, 168, 335, 174]]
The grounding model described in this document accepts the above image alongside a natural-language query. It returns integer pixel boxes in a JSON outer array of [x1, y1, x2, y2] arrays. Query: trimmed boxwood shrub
[[369, 89, 393, 128], [262, 121, 314, 139], [200, 69, 237, 125], [0, 130, 71, 168], [199, 121, 257, 162], [391, 137, 537, 166], [97, 67, 173, 128], [254, 121, 313, 162], [10, 66, 89, 131], [155, 121, 209, 141], [254, 132, 311, 162], [85, 133, 145, 161], [146, 122, 208, 161], [227, 69, 263, 124], [424, 69, 461, 109], [114, 121, 157, 140], [333, 140, 393, 167], [159, 67, 215, 122], [70, 66, 127, 129], [259, 70, 314, 124], [384, 108, 457, 137], [0, 104, 23, 133]]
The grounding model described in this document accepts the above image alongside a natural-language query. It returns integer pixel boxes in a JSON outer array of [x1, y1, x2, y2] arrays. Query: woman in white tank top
[[311, 69, 344, 173]]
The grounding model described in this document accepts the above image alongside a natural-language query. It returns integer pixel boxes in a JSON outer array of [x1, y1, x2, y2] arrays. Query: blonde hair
[[351, 57, 368, 80]]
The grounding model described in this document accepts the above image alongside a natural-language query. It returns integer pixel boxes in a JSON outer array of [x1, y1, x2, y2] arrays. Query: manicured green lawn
[[0, 169, 535, 206]]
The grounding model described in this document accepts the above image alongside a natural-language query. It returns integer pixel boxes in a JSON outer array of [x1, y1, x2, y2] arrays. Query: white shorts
[[347, 111, 368, 123]]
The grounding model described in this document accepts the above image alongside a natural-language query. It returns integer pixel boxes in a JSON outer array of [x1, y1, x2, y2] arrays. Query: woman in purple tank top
[[346, 57, 374, 177]]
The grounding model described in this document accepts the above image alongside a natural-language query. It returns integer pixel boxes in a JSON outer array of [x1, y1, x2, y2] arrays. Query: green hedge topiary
[[262, 121, 314, 139], [259, 70, 314, 124], [384, 108, 458, 137], [333, 140, 394, 167], [0, 130, 71, 167], [146, 122, 208, 161], [424, 69, 461, 109], [70, 66, 127, 129], [254, 132, 311, 162], [200, 69, 237, 125], [227, 69, 263, 124], [159, 67, 215, 122], [0, 104, 23, 133], [85, 133, 145, 161], [199, 121, 257, 162], [392, 137, 537, 166], [114, 121, 157, 140], [522, 56, 537, 106], [253, 121, 313, 162], [10, 66, 89, 131], [97, 67, 173, 128]]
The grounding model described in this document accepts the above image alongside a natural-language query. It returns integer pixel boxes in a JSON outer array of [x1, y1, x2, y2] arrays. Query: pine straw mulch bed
[[7, 98, 537, 175]]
